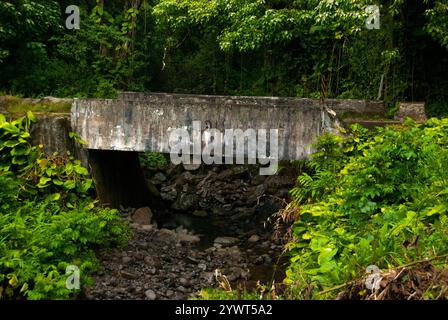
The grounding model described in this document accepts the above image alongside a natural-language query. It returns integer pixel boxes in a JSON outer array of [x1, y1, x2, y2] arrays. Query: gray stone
[[156, 228, 177, 243], [140, 224, 155, 232], [183, 163, 201, 171], [166, 290, 174, 297], [172, 193, 197, 211], [144, 289, 156, 300], [179, 278, 190, 287], [161, 187, 177, 201], [248, 234, 260, 242], [144, 256, 153, 266], [122, 256, 132, 264], [120, 271, 138, 279], [175, 226, 200, 243], [214, 237, 240, 247], [132, 207, 153, 225], [153, 172, 167, 184], [192, 210, 208, 217]]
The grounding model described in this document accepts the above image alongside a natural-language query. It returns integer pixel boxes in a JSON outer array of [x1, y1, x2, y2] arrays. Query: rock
[[122, 256, 132, 264], [161, 186, 177, 201], [200, 272, 214, 284], [227, 267, 246, 281], [246, 184, 266, 205], [248, 234, 260, 242], [109, 279, 118, 287], [145, 289, 156, 300], [166, 290, 174, 297], [172, 193, 197, 211], [156, 228, 177, 243], [251, 175, 266, 186], [198, 263, 207, 271], [217, 166, 248, 180], [132, 207, 153, 225], [183, 163, 201, 171], [254, 256, 264, 265], [255, 254, 272, 265], [120, 271, 138, 279], [179, 278, 190, 287], [153, 172, 167, 184], [192, 210, 208, 217], [262, 254, 272, 264], [213, 194, 226, 204], [180, 171, 195, 181], [141, 224, 155, 232], [177, 232, 200, 244], [144, 256, 153, 266], [260, 241, 271, 248], [214, 236, 240, 247], [177, 286, 187, 293]]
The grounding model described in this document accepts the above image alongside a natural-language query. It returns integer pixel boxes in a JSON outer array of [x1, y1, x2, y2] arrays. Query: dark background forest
[[0, 0, 447, 116]]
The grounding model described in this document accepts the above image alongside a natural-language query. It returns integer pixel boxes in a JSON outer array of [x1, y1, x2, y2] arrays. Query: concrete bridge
[[69, 92, 384, 207], [71, 92, 385, 159]]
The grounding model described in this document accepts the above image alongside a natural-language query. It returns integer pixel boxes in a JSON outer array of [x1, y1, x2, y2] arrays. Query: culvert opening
[[138, 153, 296, 287], [87, 149, 299, 299]]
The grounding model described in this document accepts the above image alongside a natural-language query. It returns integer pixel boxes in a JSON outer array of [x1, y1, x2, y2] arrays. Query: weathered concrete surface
[[72, 92, 347, 160], [395, 102, 427, 122], [30, 113, 74, 156], [28, 113, 89, 166]]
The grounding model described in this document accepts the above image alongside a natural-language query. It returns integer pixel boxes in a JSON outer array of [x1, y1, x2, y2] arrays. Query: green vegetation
[[1, 0, 447, 301], [0, 112, 130, 299], [199, 119, 448, 300], [286, 119, 448, 299], [0, 1, 447, 114], [197, 288, 262, 300], [139, 152, 169, 170], [0, 96, 71, 115]]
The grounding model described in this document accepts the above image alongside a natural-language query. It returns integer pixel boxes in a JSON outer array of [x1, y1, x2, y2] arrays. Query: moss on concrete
[[0, 95, 71, 115]]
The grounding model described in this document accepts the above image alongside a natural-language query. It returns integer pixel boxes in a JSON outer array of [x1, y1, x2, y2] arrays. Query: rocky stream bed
[[84, 162, 297, 300]]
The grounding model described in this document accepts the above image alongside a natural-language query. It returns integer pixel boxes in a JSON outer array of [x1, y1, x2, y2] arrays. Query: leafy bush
[[286, 119, 448, 298], [0, 112, 130, 299], [139, 152, 168, 170]]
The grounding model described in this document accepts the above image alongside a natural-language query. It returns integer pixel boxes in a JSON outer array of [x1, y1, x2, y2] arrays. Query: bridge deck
[[71, 93, 379, 160]]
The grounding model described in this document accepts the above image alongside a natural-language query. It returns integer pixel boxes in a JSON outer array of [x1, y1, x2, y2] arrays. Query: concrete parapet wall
[[71, 92, 350, 160]]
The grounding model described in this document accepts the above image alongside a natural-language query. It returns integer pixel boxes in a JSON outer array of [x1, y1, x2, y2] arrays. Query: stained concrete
[[71, 92, 349, 160]]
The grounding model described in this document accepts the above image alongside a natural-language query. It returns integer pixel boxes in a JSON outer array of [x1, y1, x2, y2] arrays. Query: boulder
[[248, 234, 260, 242], [132, 207, 153, 225], [214, 237, 240, 247], [144, 289, 156, 300]]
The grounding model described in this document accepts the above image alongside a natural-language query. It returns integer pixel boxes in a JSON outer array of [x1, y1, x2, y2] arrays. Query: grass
[[0, 95, 71, 114]]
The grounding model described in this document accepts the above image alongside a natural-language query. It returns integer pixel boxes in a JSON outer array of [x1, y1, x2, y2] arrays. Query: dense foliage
[[0, 1, 447, 114], [1, 0, 448, 301], [286, 119, 448, 298], [0, 113, 130, 299]]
